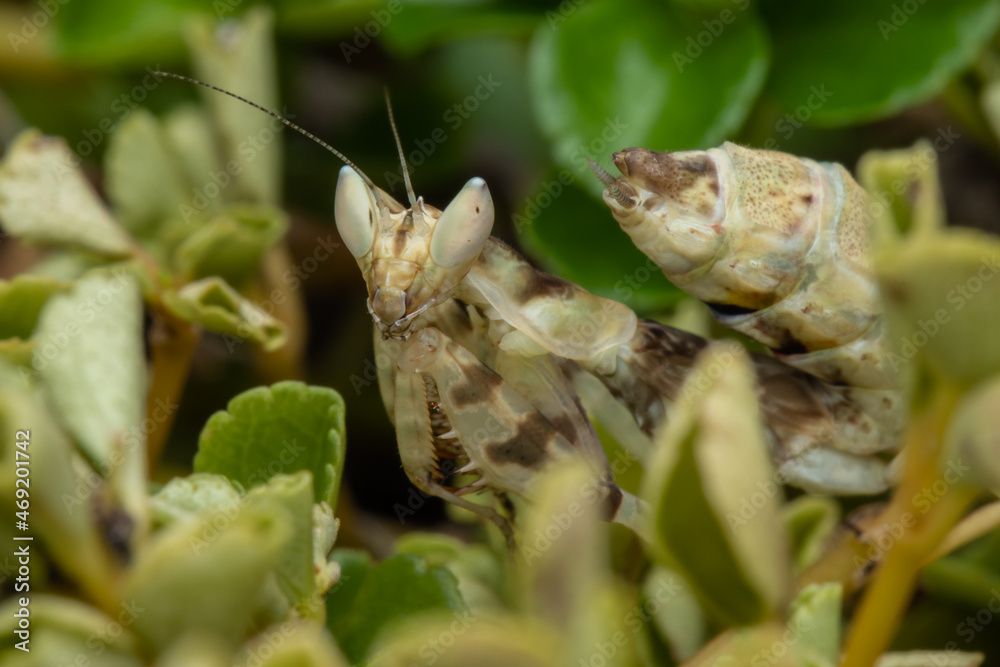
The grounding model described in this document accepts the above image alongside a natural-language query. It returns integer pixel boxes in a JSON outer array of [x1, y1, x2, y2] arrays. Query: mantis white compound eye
[[430, 177, 495, 268], [335, 165, 378, 258]]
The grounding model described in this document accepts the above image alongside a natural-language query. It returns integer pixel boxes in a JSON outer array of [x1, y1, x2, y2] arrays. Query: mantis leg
[[393, 326, 642, 540]]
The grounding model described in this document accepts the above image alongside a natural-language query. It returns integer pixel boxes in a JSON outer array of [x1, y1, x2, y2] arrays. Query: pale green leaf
[[789, 583, 842, 666], [0, 130, 132, 256], [185, 6, 282, 205], [0, 363, 122, 610], [34, 269, 148, 537], [641, 341, 792, 625], [875, 651, 984, 667], [0, 595, 143, 667], [857, 139, 946, 245], [105, 108, 190, 237], [124, 502, 292, 652], [876, 228, 1000, 387], [943, 376, 1000, 492], [162, 276, 287, 351], [369, 613, 563, 667]]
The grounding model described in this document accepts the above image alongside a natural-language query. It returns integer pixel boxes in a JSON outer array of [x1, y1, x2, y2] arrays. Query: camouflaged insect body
[[594, 142, 904, 492]]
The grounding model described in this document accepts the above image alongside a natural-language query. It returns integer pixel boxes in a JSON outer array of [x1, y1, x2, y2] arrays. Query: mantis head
[[335, 166, 494, 339], [149, 73, 495, 339]]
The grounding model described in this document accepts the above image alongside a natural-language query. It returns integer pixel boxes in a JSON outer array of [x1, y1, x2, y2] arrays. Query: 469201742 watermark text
[[11, 429, 32, 652]]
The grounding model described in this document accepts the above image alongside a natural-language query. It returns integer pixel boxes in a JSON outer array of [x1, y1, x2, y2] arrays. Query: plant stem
[[145, 306, 200, 474], [841, 383, 976, 667]]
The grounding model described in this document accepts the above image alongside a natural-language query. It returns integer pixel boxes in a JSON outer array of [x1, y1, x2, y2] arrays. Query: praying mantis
[[157, 73, 903, 546]]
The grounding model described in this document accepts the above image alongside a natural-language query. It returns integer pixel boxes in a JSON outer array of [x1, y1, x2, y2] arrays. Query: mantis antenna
[[151, 71, 380, 197], [382, 87, 417, 207]]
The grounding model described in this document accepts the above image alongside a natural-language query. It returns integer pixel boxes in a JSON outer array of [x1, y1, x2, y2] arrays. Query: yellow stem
[[841, 384, 976, 667], [145, 306, 200, 474]]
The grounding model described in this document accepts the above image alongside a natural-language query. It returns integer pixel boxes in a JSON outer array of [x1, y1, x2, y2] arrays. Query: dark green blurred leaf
[[52, 0, 210, 65], [529, 0, 768, 194], [380, 2, 538, 57], [762, 0, 1000, 125], [326, 548, 374, 628], [331, 552, 465, 664], [517, 178, 684, 312], [194, 381, 346, 506], [0, 275, 63, 340], [783, 496, 840, 572]]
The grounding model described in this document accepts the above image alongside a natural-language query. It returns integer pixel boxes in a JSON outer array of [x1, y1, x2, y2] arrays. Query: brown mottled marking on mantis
[[613, 148, 719, 219], [486, 412, 554, 468], [448, 362, 504, 407]]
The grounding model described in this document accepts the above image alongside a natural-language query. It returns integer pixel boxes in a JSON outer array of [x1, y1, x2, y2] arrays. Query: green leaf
[[185, 6, 282, 205], [529, 0, 769, 196], [162, 276, 287, 351], [641, 341, 792, 626], [150, 472, 244, 525], [393, 533, 503, 609], [943, 376, 1000, 492], [194, 381, 346, 506], [922, 556, 1000, 609], [515, 462, 632, 666], [517, 178, 684, 312], [124, 502, 293, 652], [0, 274, 64, 340], [34, 269, 149, 536], [0, 130, 133, 256], [52, 0, 209, 65], [333, 553, 465, 664], [874, 651, 985, 666], [0, 595, 144, 667], [789, 583, 842, 666], [857, 139, 947, 244], [380, 2, 538, 57], [172, 204, 289, 287], [644, 566, 705, 662], [245, 472, 323, 615], [104, 108, 190, 238], [235, 621, 349, 667], [325, 549, 373, 628], [762, 0, 1000, 125], [0, 362, 122, 611], [783, 496, 841, 572], [876, 228, 1000, 387], [368, 613, 563, 667]]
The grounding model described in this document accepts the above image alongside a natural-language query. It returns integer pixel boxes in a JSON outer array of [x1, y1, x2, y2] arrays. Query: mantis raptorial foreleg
[[392, 326, 643, 539]]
